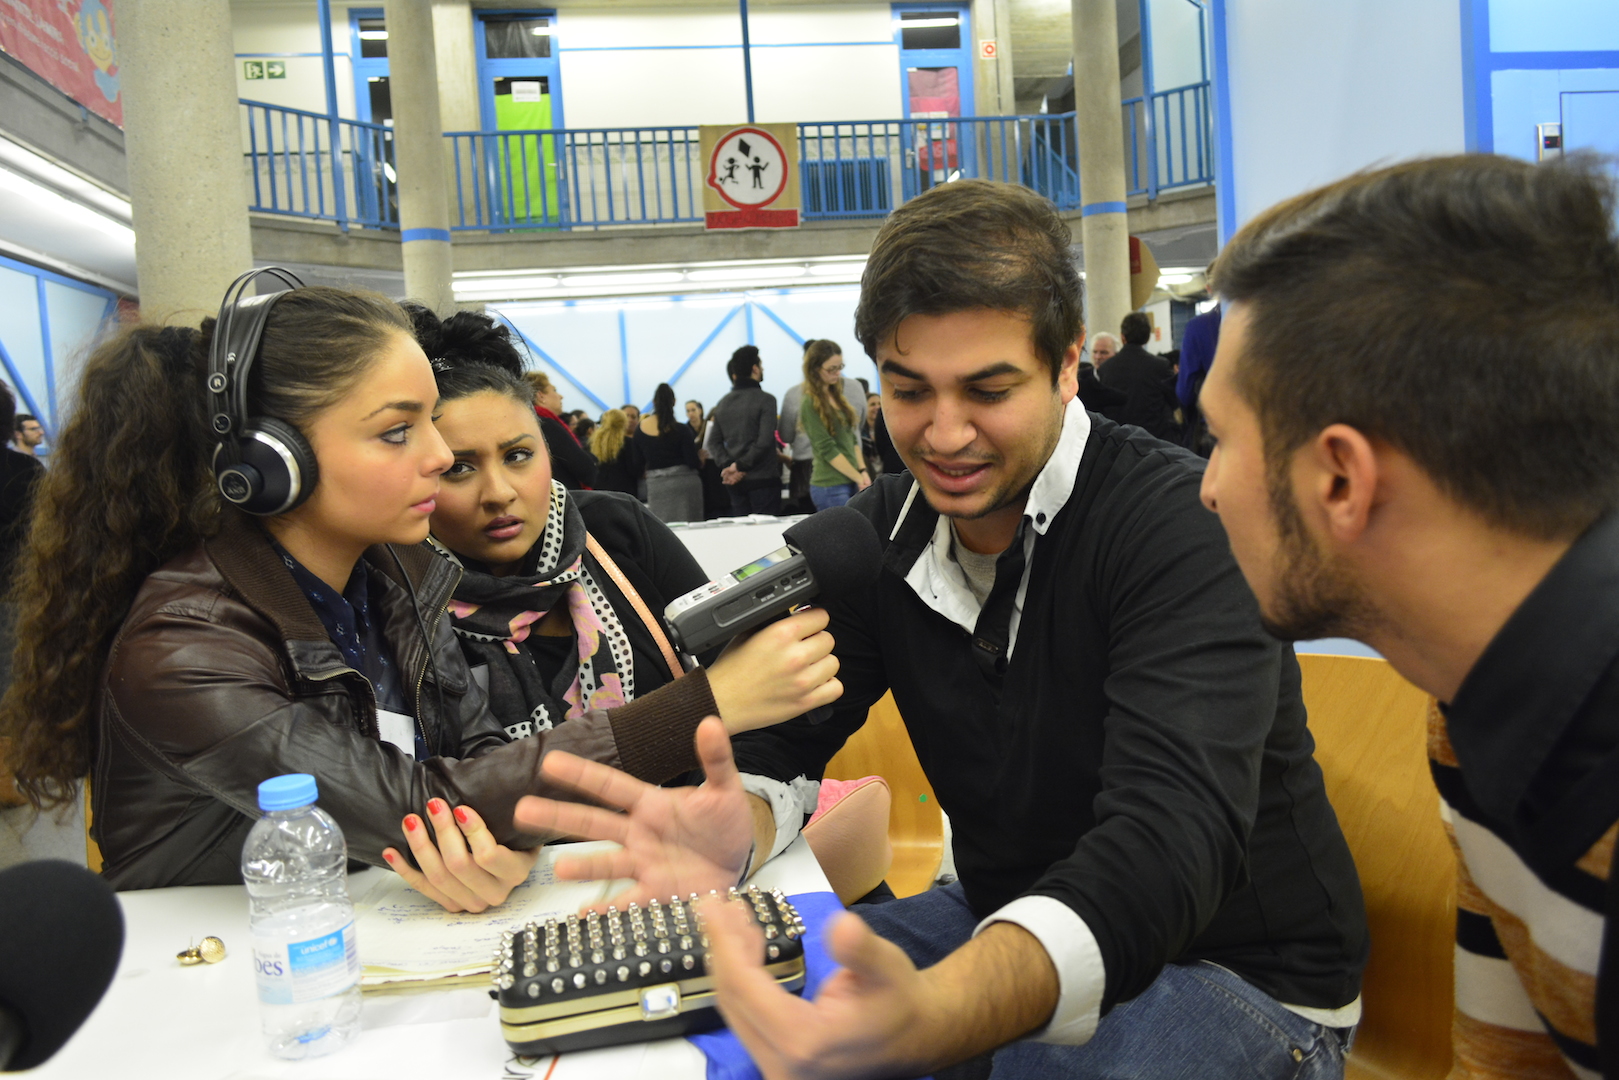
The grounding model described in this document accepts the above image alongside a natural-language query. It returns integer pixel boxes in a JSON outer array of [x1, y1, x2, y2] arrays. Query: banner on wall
[[701, 123, 800, 230], [0, 0, 121, 127]]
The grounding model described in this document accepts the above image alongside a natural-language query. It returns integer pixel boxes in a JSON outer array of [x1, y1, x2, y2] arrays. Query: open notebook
[[354, 840, 630, 991]]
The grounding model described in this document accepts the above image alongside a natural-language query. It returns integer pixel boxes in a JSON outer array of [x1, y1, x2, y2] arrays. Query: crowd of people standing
[[535, 337, 888, 523]]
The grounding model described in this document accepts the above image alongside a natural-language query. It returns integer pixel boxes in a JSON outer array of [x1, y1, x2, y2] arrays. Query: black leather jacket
[[91, 514, 705, 890]]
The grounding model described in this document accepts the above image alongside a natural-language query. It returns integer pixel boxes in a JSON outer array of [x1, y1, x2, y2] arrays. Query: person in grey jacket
[[708, 345, 781, 515]]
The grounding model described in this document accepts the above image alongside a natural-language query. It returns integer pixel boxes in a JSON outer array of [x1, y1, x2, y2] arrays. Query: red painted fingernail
[[453, 806, 468, 824], [383, 850, 395, 863], [428, 798, 446, 815], [405, 815, 419, 832]]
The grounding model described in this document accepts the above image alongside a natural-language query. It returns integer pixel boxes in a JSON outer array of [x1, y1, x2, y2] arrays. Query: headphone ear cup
[[228, 417, 319, 516]]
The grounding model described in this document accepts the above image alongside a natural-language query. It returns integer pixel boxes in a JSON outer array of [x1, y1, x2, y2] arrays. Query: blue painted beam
[[666, 305, 745, 389], [750, 298, 806, 346], [490, 311, 612, 412]]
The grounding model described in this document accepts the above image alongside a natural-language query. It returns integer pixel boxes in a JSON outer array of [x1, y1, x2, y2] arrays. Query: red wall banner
[[0, 0, 121, 127]]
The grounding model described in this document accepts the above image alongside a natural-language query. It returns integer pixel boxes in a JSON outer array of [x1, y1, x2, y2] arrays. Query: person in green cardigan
[[798, 339, 870, 510]]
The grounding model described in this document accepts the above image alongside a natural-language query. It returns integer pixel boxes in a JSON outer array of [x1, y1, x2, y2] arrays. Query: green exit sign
[[243, 60, 287, 80]]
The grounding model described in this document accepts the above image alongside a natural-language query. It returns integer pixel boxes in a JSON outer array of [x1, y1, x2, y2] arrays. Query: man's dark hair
[[1212, 153, 1619, 540], [0, 389, 15, 440], [854, 180, 1082, 384], [1120, 312, 1151, 345], [727, 345, 761, 385]]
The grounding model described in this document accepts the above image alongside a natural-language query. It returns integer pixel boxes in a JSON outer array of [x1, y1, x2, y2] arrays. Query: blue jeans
[[858, 884, 1350, 1080], [810, 483, 856, 511]]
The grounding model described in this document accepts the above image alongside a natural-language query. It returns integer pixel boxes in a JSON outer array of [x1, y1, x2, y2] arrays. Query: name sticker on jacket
[[376, 709, 414, 758]]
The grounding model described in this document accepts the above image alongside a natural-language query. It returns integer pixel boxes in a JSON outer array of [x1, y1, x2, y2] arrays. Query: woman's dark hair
[[1212, 153, 1619, 541], [854, 179, 1081, 384], [651, 383, 678, 437], [727, 345, 761, 385], [409, 307, 532, 411], [3, 287, 411, 807]]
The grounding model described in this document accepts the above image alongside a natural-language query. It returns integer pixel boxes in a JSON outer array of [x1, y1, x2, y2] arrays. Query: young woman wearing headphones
[[0, 273, 834, 912], [403, 311, 839, 908]]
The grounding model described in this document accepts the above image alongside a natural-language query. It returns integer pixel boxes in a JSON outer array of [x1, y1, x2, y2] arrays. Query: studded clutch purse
[[492, 886, 808, 1056]]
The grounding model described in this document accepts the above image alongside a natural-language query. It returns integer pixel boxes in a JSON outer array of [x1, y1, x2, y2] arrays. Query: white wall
[[230, 3, 903, 130], [1147, 0, 1203, 91], [557, 5, 899, 129], [230, 2, 372, 118], [1488, 0, 1619, 52], [1222, 0, 1466, 235], [492, 284, 871, 420]]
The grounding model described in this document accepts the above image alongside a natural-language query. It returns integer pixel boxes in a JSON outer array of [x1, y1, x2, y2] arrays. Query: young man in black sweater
[[1199, 156, 1619, 1079], [518, 180, 1367, 1079]]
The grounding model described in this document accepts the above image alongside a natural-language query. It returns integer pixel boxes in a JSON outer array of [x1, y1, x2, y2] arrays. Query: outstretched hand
[[700, 897, 935, 1080], [514, 717, 754, 908]]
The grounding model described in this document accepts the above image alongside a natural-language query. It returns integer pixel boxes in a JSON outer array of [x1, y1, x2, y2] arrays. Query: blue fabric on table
[[687, 890, 845, 1080]]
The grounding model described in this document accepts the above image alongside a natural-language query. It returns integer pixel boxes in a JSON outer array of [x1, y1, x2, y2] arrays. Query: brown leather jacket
[[92, 515, 709, 890]]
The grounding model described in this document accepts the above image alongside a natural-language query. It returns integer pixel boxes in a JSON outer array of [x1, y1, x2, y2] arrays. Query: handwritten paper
[[355, 841, 631, 985]]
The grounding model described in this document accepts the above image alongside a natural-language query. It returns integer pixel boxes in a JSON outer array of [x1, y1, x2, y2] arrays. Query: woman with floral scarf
[[390, 310, 841, 910]]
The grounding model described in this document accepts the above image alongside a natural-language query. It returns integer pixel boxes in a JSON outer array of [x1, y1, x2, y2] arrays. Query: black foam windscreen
[[0, 860, 124, 1071], [782, 505, 883, 603]]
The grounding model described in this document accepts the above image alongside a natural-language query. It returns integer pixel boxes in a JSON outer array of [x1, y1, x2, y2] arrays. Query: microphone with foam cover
[[0, 860, 124, 1071], [780, 505, 884, 601]]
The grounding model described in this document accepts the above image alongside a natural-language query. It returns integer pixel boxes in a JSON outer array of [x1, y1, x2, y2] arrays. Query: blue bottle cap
[[257, 773, 319, 812]]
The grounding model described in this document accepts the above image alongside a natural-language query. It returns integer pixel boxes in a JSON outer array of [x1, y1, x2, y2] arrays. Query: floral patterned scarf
[[432, 481, 636, 740]]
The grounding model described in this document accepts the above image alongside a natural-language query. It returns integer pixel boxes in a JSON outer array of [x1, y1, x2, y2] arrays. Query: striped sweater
[[1432, 704, 1612, 1078], [1425, 511, 1619, 1079]]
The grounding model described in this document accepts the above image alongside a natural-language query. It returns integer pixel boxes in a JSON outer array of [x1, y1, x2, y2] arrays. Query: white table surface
[[36, 836, 830, 1080], [667, 517, 800, 581]]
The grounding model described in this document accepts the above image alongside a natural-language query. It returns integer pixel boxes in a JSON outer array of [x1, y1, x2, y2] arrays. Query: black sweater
[[730, 416, 1368, 1015]]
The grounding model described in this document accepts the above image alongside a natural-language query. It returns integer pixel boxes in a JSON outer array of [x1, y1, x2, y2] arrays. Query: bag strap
[[584, 532, 686, 682], [1600, 832, 1618, 1077]]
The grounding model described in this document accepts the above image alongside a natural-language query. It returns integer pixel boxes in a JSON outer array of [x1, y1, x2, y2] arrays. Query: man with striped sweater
[[1198, 153, 1619, 1078]]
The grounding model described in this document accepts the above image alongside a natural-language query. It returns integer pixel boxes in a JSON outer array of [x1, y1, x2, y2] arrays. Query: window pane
[[900, 11, 960, 51], [368, 76, 393, 124], [358, 17, 388, 59], [484, 17, 552, 59]]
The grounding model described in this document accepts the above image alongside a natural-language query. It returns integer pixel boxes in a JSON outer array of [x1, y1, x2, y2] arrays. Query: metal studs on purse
[[493, 886, 808, 1056]]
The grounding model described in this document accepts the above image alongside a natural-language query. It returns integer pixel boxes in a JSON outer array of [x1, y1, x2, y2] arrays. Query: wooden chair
[[1298, 653, 1455, 1080], [824, 691, 944, 898]]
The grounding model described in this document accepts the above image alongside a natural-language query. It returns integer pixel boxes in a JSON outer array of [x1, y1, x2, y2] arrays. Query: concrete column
[[388, 0, 456, 314], [433, 1, 480, 132], [121, 0, 254, 323], [971, 0, 1016, 115], [1071, 0, 1133, 341]]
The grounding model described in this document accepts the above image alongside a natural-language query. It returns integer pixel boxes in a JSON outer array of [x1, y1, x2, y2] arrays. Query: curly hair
[[2, 287, 411, 807], [408, 307, 532, 411], [800, 339, 855, 433]]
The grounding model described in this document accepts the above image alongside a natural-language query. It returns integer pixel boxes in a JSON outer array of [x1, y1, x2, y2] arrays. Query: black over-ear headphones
[[208, 267, 322, 516]]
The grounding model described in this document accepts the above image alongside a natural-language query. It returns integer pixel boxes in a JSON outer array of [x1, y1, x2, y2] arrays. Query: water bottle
[[242, 774, 362, 1059]]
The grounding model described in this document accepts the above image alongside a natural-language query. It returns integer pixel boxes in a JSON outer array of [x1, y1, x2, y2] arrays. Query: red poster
[[0, 0, 121, 127]]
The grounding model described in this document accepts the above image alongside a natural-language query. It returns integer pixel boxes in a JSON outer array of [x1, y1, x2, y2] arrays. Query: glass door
[[476, 11, 564, 225], [893, 4, 974, 199]]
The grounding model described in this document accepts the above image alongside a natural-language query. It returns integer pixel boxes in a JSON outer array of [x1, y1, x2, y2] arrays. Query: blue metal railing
[[448, 126, 703, 230], [1123, 80, 1214, 199], [797, 114, 1080, 218], [446, 114, 1083, 231], [241, 92, 1207, 233], [240, 100, 397, 230]]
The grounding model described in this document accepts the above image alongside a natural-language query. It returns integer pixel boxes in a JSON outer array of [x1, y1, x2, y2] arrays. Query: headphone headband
[[207, 267, 319, 516]]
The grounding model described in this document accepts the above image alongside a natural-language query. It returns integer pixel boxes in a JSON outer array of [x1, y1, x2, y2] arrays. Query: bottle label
[[253, 921, 360, 1005]]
